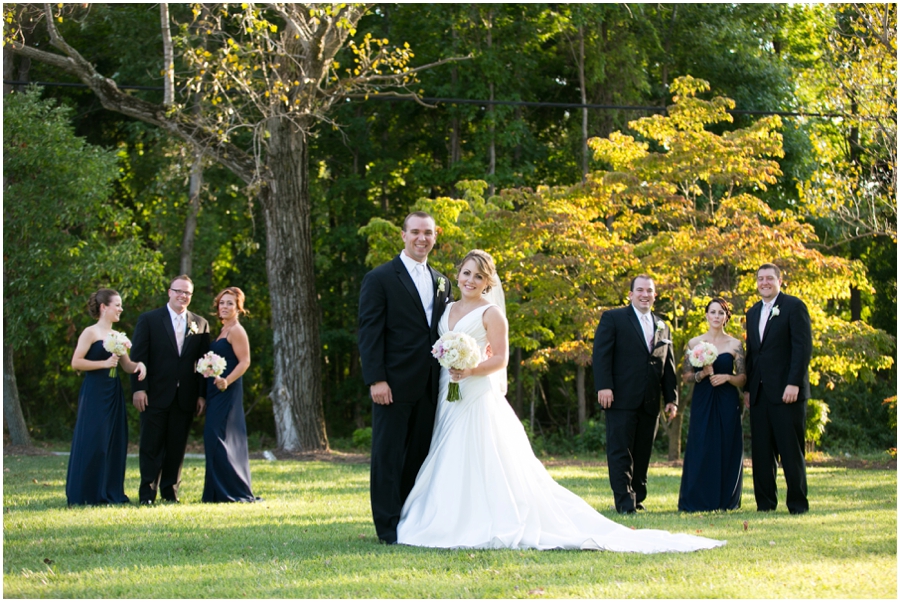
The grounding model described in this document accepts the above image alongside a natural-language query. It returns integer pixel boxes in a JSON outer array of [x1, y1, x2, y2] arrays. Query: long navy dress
[[678, 353, 743, 512], [66, 341, 130, 506], [202, 337, 255, 502]]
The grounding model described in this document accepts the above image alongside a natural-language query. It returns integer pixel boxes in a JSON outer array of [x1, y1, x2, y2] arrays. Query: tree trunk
[[160, 3, 174, 107], [576, 363, 586, 434], [180, 149, 203, 275], [512, 347, 523, 417], [577, 24, 589, 182], [3, 344, 31, 446], [260, 118, 328, 452]]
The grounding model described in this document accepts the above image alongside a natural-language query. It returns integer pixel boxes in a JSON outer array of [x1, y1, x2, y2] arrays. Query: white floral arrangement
[[770, 305, 780, 318], [656, 320, 665, 333], [688, 341, 719, 368], [196, 351, 227, 378], [437, 277, 446, 294], [189, 320, 200, 335], [431, 331, 481, 402], [102, 331, 132, 377]]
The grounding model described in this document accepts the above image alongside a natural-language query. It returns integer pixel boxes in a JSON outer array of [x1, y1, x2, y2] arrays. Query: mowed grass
[[2, 453, 896, 598]]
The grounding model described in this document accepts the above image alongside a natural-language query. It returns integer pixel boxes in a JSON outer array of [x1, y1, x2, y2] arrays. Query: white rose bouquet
[[196, 351, 227, 378], [102, 331, 132, 377], [431, 331, 481, 402], [688, 341, 719, 368]]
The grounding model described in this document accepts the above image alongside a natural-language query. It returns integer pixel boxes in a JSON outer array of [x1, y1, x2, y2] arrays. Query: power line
[[3, 79, 847, 119]]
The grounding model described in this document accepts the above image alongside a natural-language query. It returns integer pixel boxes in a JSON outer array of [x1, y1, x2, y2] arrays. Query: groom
[[357, 211, 452, 544], [592, 275, 678, 514], [744, 263, 812, 514], [130, 275, 210, 504]]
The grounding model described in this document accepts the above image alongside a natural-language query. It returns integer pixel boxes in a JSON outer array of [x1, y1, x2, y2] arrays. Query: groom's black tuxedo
[[592, 305, 677, 513], [130, 305, 209, 502], [745, 291, 812, 513], [358, 254, 452, 543]]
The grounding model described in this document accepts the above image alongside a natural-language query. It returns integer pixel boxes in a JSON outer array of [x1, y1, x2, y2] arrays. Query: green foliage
[[817, 376, 897, 453], [806, 398, 830, 450], [351, 427, 372, 450], [3, 88, 165, 349]]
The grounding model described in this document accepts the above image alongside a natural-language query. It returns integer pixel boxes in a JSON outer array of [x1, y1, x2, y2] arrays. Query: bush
[[818, 374, 897, 453], [573, 419, 605, 454], [352, 427, 373, 450], [806, 399, 830, 452]]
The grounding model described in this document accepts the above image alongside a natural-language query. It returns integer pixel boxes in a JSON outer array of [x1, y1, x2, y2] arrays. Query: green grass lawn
[[3, 453, 896, 598]]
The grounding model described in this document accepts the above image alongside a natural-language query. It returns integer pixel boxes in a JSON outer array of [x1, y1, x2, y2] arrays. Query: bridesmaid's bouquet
[[196, 351, 227, 378], [688, 341, 719, 368], [102, 331, 132, 377], [431, 331, 481, 402]]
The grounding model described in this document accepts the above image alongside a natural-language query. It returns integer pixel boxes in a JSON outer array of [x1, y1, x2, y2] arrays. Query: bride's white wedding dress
[[396, 303, 725, 552]]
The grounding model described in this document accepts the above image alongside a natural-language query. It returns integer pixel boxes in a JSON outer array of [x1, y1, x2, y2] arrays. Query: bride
[[396, 250, 725, 552]]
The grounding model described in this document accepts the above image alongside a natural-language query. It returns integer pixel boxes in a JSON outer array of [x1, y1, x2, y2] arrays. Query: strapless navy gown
[[66, 340, 130, 506], [202, 337, 255, 502], [678, 353, 743, 512]]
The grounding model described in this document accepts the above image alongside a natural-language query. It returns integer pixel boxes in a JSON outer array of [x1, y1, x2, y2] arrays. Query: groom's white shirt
[[400, 251, 434, 326]]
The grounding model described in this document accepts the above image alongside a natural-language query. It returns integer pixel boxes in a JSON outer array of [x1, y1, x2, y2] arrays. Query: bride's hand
[[449, 368, 471, 381]]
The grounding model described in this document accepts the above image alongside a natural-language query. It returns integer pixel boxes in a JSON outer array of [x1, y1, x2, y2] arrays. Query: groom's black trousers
[[138, 401, 195, 502], [604, 408, 659, 513], [370, 378, 436, 543]]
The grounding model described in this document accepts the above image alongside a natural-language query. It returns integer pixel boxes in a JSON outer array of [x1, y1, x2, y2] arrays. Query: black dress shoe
[[378, 537, 398, 545], [161, 497, 180, 504], [617, 508, 636, 515], [635, 503, 646, 511], [789, 508, 808, 515], [139, 500, 154, 506]]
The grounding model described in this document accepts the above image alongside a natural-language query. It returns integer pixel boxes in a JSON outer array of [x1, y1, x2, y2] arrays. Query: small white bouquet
[[688, 341, 719, 368], [196, 351, 227, 378], [431, 331, 481, 402], [103, 331, 132, 377]]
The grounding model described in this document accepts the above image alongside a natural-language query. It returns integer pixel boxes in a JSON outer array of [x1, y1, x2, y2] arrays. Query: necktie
[[175, 314, 185, 355], [642, 314, 653, 351], [758, 302, 771, 341]]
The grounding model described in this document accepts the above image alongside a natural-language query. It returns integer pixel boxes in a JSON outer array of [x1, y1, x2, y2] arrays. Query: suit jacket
[[358, 255, 452, 404], [592, 305, 678, 415], [129, 305, 210, 412], [744, 291, 812, 406]]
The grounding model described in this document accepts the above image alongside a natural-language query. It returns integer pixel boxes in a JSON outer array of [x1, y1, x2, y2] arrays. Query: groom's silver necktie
[[641, 313, 653, 351], [175, 314, 185, 355]]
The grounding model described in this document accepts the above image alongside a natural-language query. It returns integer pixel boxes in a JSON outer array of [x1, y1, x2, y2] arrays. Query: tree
[[3, 87, 163, 444], [6, 3, 463, 451]]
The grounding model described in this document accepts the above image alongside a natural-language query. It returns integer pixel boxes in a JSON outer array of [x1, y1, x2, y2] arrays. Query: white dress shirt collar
[[399, 250, 428, 275]]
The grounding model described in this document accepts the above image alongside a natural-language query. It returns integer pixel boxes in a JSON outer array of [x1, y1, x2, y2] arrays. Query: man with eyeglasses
[[130, 275, 210, 504]]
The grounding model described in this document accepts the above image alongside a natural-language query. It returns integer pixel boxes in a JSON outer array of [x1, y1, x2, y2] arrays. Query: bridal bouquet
[[688, 341, 719, 368], [102, 331, 132, 377], [431, 331, 481, 402], [196, 351, 227, 378]]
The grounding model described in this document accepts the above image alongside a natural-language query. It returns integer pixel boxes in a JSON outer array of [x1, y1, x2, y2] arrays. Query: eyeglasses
[[170, 288, 194, 298]]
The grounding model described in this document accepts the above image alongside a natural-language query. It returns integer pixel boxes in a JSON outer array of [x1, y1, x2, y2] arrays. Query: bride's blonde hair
[[457, 249, 498, 294]]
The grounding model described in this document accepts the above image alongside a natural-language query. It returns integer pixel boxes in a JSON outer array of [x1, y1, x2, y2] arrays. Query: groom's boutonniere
[[770, 305, 780, 318], [189, 321, 199, 335], [656, 321, 665, 333], [437, 277, 446, 294]]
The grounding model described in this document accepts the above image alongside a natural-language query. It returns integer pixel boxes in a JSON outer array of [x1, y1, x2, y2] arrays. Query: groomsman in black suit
[[744, 263, 812, 514], [592, 275, 678, 514], [130, 275, 210, 504], [357, 211, 452, 544]]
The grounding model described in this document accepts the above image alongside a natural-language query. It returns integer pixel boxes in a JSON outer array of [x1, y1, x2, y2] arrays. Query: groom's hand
[[133, 391, 148, 413], [370, 381, 393, 405], [597, 389, 614, 409]]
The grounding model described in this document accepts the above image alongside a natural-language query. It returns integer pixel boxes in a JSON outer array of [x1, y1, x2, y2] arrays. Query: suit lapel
[[748, 300, 763, 348], [161, 306, 179, 354], [626, 308, 650, 354], [393, 256, 429, 326]]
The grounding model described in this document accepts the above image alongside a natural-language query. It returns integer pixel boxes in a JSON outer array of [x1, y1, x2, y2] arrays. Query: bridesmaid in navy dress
[[678, 298, 747, 512], [67, 288, 146, 506], [202, 287, 257, 502]]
